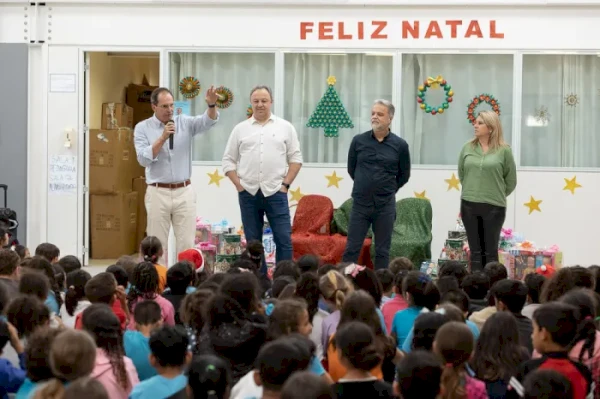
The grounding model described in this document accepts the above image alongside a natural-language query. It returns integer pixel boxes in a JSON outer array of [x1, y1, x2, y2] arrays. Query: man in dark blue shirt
[[342, 100, 411, 270]]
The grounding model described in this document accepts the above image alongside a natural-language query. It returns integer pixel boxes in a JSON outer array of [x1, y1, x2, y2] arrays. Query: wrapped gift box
[[420, 260, 438, 278], [195, 218, 212, 245], [444, 239, 468, 261], [499, 251, 516, 279], [214, 254, 239, 273], [514, 252, 537, 280], [499, 250, 563, 280], [263, 227, 276, 265], [448, 230, 467, 240], [197, 243, 216, 274], [221, 234, 243, 255]]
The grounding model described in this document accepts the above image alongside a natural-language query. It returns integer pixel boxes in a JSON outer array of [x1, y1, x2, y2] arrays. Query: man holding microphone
[[134, 86, 219, 264]]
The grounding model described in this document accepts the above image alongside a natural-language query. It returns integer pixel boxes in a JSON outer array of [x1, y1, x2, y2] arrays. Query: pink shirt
[[91, 348, 140, 399], [381, 295, 408, 333], [465, 375, 488, 399], [127, 295, 175, 330]]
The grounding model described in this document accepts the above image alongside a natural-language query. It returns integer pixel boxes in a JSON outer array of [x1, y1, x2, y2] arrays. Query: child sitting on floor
[[75, 272, 128, 330], [129, 325, 191, 399], [509, 303, 593, 399], [126, 262, 175, 330], [124, 300, 163, 381], [140, 236, 168, 293]]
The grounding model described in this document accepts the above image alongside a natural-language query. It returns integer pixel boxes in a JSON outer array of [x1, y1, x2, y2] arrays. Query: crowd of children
[[0, 232, 599, 399]]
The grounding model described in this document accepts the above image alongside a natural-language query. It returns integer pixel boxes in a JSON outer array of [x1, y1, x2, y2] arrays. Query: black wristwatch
[[282, 182, 290, 189], [208, 104, 216, 108]]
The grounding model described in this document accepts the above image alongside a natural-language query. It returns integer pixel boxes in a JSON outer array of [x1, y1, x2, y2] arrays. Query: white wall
[[191, 166, 599, 267], [88, 52, 159, 129], [7, 2, 600, 266]]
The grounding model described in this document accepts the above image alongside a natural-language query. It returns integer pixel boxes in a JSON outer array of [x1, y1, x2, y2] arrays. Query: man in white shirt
[[134, 87, 219, 264], [222, 86, 303, 274]]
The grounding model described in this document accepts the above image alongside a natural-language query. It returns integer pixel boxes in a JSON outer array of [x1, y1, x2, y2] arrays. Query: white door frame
[[77, 46, 164, 266]]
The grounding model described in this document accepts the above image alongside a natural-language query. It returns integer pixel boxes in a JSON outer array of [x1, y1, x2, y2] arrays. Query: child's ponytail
[[33, 379, 66, 399], [64, 270, 92, 317], [126, 262, 159, 312], [187, 354, 231, 399], [434, 322, 474, 399], [440, 363, 466, 399], [403, 271, 440, 310], [39, 329, 97, 399], [575, 316, 596, 362], [560, 288, 598, 362], [140, 236, 163, 264], [319, 270, 352, 311]]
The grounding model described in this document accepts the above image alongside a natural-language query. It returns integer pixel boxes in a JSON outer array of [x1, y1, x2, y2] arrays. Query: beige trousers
[[145, 184, 196, 265]]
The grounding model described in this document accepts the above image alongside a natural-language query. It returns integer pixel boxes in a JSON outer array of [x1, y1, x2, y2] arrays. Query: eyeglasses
[[157, 104, 174, 110]]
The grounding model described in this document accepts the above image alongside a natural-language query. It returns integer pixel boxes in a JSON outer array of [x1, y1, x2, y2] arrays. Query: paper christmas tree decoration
[[306, 76, 354, 137]]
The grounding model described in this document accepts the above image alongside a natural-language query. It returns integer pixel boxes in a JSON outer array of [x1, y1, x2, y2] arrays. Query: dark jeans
[[239, 189, 293, 275], [342, 196, 396, 270], [460, 199, 506, 272]]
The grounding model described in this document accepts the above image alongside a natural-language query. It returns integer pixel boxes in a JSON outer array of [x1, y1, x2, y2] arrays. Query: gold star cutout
[[524, 196, 542, 214], [327, 76, 337, 85], [414, 190, 428, 200], [207, 169, 225, 187], [444, 173, 460, 191], [325, 171, 343, 188], [563, 176, 582, 195], [289, 187, 305, 202]]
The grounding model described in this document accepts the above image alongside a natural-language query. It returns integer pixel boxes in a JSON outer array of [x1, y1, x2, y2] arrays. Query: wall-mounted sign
[[300, 20, 504, 41]]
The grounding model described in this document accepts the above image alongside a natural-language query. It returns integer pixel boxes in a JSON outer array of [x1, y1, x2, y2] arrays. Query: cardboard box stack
[[89, 100, 147, 259], [126, 75, 158, 127]]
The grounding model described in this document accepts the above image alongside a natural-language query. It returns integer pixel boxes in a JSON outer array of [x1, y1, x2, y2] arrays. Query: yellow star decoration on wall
[[524, 196, 542, 214], [207, 169, 225, 187], [444, 173, 460, 191], [414, 190, 428, 200], [289, 187, 305, 202], [563, 176, 582, 195], [325, 171, 343, 188]]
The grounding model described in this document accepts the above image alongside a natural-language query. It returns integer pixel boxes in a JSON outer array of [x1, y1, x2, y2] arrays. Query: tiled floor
[[85, 258, 119, 276]]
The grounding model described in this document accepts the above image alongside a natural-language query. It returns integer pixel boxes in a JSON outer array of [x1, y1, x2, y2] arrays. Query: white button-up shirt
[[222, 114, 303, 197]]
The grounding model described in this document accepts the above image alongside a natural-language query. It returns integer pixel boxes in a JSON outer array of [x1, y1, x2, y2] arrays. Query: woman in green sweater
[[458, 110, 517, 272]]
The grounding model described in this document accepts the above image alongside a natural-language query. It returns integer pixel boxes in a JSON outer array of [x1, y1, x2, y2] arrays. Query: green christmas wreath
[[417, 75, 453, 115]]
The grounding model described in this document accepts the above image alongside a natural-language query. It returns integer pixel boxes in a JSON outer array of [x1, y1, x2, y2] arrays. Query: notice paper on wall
[[50, 74, 76, 93], [49, 155, 77, 194]]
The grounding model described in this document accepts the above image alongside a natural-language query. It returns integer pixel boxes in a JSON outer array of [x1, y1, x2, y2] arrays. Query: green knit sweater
[[458, 141, 517, 208]]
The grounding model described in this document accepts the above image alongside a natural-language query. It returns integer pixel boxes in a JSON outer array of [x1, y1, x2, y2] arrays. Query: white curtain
[[170, 52, 275, 161], [284, 53, 393, 163], [401, 54, 514, 165], [521, 55, 600, 167]]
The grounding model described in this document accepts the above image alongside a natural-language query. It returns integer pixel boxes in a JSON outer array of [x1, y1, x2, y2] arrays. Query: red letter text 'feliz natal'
[[299, 20, 504, 40]]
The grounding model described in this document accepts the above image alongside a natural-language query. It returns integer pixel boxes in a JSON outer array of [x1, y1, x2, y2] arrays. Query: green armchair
[[370, 197, 433, 268], [330, 198, 373, 238]]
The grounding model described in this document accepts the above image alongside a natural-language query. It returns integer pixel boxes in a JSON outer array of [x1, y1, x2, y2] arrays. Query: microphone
[[168, 119, 174, 150]]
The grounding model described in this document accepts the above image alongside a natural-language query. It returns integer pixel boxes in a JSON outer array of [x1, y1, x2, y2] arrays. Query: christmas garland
[[215, 86, 234, 109], [417, 75, 453, 115], [179, 76, 201, 99], [467, 94, 500, 124]]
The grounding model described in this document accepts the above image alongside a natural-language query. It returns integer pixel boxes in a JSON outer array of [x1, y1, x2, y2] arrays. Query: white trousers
[[145, 184, 196, 265]]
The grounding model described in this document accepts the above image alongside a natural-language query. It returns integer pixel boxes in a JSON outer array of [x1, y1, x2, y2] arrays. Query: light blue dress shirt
[[133, 111, 219, 184]]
